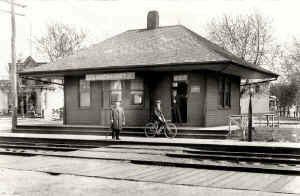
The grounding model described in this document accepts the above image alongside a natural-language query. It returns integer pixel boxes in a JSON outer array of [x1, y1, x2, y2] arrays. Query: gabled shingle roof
[[20, 25, 278, 78]]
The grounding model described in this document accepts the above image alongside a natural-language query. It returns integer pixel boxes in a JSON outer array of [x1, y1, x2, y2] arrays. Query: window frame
[[218, 76, 225, 107], [110, 80, 123, 105], [79, 79, 91, 108], [130, 79, 144, 105], [218, 75, 231, 109], [225, 77, 231, 107]]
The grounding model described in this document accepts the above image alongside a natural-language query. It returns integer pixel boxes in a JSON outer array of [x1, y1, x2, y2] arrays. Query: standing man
[[110, 99, 125, 140]]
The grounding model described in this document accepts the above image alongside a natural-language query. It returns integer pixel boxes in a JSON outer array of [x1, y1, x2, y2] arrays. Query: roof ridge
[[19, 23, 278, 78], [180, 26, 278, 76], [126, 24, 182, 32], [180, 25, 244, 63]]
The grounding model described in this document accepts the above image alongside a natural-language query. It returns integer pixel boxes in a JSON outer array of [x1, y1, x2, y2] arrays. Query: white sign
[[174, 74, 188, 81], [191, 85, 200, 93], [86, 72, 135, 81]]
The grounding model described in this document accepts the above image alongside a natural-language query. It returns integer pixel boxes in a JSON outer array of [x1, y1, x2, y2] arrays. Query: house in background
[[9, 56, 64, 119], [19, 11, 278, 128], [0, 76, 10, 115], [240, 80, 272, 115]]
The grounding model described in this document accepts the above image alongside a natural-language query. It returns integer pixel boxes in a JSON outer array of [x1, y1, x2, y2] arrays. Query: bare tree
[[35, 23, 87, 62], [292, 38, 300, 62], [282, 38, 300, 106], [207, 12, 273, 66]]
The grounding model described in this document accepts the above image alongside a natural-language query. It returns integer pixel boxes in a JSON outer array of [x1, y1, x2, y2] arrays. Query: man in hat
[[110, 99, 125, 140], [153, 100, 165, 131]]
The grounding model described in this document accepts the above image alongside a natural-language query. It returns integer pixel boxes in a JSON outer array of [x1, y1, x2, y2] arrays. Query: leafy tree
[[270, 79, 298, 108], [35, 23, 87, 62], [277, 38, 300, 106]]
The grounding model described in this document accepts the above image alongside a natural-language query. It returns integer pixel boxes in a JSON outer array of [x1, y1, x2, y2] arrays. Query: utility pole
[[0, 0, 26, 130], [10, 0, 17, 130]]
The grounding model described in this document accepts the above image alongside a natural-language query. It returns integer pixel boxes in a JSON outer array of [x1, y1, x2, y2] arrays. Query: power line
[[0, 0, 27, 8], [0, 7, 24, 16], [0, 0, 27, 16]]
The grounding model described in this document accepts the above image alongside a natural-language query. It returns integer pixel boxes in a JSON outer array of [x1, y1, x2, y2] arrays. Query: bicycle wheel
[[164, 123, 177, 138], [144, 122, 157, 137]]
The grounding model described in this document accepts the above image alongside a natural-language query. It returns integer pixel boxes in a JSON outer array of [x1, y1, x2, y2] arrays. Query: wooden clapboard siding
[[64, 70, 239, 127], [64, 76, 102, 125], [187, 72, 206, 126], [64, 73, 151, 126], [205, 71, 240, 126], [205, 72, 218, 126]]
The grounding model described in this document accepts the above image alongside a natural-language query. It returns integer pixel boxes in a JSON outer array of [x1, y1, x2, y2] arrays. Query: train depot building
[[19, 11, 278, 128]]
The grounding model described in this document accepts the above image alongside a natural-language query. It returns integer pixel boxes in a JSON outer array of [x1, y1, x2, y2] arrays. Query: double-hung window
[[218, 76, 225, 107], [225, 78, 231, 107], [130, 79, 144, 105], [110, 80, 122, 104], [218, 75, 231, 108], [79, 79, 91, 107]]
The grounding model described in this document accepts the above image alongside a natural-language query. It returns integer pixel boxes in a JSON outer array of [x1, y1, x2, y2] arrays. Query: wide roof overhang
[[19, 61, 278, 80]]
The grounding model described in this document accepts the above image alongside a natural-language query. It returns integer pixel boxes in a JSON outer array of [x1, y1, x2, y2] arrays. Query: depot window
[[79, 79, 91, 107], [130, 79, 144, 105], [225, 78, 231, 107], [218, 75, 231, 108], [110, 80, 122, 104]]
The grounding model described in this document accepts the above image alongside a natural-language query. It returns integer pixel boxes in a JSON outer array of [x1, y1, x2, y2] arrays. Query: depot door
[[172, 74, 188, 124]]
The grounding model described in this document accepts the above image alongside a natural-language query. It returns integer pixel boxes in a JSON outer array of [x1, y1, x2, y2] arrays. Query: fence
[[228, 113, 279, 140]]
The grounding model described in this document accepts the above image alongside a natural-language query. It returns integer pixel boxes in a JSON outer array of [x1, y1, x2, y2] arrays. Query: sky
[[1, 0, 300, 77]]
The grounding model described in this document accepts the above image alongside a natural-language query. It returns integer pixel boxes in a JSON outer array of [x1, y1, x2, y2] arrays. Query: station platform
[[1, 132, 300, 176], [0, 132, 299, 150], [12, 123, 238, 139]]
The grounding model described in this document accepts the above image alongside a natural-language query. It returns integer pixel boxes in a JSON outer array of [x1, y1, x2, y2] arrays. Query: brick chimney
[[147, 11, 159, 30]]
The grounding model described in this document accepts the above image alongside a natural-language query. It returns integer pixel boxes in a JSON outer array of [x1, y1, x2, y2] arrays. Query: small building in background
[[240, 80, 272, 115], [269, 95, 277, 113], [0, 76, 10, 115], [9, 56, 64, 119]]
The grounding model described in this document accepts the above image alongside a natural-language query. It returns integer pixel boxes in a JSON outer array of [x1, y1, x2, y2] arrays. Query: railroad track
[[0, 141, 98, 150], [0, 141, 300, 175]]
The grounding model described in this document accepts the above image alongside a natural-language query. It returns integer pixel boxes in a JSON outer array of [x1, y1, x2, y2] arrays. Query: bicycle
[[144, 114, 177, 138]]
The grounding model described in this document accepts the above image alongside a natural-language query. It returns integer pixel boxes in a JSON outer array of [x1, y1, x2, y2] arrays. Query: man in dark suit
[[110, 99, 125, 140]]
